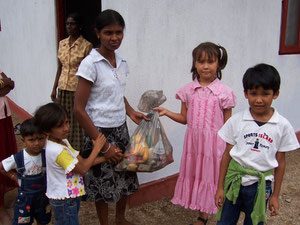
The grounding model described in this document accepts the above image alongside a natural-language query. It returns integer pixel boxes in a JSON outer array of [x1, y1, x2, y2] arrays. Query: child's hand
[[9, 173, 18, 185], [268, 195, 279, 216], [215, 188, 225, 209], [92, 134, 106, 154], [153, 107, 168, 116]]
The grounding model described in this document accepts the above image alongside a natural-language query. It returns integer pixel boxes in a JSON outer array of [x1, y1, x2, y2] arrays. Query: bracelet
[[101, 143, 111, 154]]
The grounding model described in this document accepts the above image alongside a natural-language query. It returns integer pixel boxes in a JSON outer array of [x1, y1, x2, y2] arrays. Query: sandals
[[197, 216, 208, 225], [189, 216, 208, 225]]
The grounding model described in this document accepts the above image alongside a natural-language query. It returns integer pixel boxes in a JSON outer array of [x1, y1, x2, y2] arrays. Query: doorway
[[55, 0, 101, 47]]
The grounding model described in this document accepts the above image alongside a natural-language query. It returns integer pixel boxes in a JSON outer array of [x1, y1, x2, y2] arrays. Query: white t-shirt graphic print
[[218, 109, 299, 185]]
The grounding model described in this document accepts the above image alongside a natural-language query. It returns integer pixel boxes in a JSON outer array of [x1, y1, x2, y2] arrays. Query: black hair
[[242, 63, 281, 93], [95, 9, 125, 32], [34, 103, 68, 133], [191, 42, 228, 80], [20, 118, 39, 138], [67, 12, 83, 27]]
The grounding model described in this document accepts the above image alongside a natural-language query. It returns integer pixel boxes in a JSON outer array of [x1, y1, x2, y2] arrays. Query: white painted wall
[[0, 0, 57, 114], [102, 0, 300, 183], [0, 0, 299, 184]]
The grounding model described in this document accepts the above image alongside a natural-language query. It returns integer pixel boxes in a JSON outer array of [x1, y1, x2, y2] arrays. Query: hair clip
[[218, 45, 223, 59]]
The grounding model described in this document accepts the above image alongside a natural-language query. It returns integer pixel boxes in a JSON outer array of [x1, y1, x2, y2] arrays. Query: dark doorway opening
[[56, 0, 101, 47]]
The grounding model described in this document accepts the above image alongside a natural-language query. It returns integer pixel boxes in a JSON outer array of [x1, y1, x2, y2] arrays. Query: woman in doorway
[[51, 12, 92, 151], [74, 9, 147, 225]]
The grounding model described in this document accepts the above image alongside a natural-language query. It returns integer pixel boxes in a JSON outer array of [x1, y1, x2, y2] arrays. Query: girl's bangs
[[195, 48, 217, 61]]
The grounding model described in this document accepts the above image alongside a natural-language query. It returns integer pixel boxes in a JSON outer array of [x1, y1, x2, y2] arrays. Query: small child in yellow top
[[34, 102, 106, 225]]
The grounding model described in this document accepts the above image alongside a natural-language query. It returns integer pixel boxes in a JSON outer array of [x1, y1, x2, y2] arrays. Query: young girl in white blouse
[[34, 102, 106, 225]]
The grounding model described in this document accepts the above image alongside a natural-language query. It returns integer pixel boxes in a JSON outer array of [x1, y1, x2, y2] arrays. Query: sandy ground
[[7, 113, 300, 225]]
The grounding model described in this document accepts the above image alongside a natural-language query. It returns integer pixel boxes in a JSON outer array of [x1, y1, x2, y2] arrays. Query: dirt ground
[[8, 113, 300, 225]]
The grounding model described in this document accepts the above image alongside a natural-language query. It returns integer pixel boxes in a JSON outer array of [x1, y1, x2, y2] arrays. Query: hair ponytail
[[216, 45, 228, 80]]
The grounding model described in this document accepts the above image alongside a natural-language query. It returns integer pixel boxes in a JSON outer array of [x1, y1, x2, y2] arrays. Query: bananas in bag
[[116, 111, 173, 172]]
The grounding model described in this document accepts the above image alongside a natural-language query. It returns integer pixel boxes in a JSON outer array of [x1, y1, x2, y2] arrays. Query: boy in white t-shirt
[[215, 63, 299, 225], [0, 118, 51, 225]]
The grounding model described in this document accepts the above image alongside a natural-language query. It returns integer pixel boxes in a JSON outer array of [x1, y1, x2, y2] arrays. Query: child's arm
[[72, 134, 106, 175], [215, 143, 233, 208], [0, 162, 18, 184], [155, 102, 187, 124], [269, 151, 286, 216], [223, 108, 232, 123]]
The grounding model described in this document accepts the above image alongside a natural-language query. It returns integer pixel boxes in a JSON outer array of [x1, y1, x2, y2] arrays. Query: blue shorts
[[217, 181, 272, 225], [50, 197, 81, 225], [13, 191, 51, 225]]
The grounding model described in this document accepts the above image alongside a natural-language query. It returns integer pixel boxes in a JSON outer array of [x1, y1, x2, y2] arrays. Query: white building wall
[[0, 0, 57, 113], [0, 0, 299, 184], [102, 0, 300, 183]]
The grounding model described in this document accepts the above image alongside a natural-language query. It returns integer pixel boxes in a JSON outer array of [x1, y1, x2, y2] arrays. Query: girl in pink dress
[[155, 42, 236, 225]]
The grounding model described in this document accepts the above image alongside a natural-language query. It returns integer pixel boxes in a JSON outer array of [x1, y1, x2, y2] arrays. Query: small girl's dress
[[171, 78, 236, 214]]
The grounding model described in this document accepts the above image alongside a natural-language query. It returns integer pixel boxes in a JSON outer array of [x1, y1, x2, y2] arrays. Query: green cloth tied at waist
[[216, 159, 273, 225]]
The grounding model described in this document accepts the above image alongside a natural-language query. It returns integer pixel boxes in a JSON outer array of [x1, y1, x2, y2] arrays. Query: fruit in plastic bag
[[127, 163, 138, 171], [130, 142, 150, 163]]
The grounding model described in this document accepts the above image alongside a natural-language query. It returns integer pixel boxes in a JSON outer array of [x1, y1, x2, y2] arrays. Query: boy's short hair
[[243, 63, 281, 92], [20, 118, 39, 138]]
